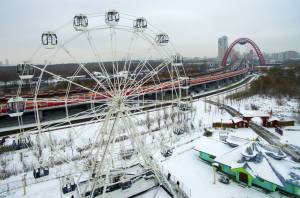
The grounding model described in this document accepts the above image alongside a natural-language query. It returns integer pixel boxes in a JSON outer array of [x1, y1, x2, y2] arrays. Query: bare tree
[[198, 119, 202, 129], [157, 111, 161, 129], [146, 112, 151, 131], [163, 108, 169, 125]]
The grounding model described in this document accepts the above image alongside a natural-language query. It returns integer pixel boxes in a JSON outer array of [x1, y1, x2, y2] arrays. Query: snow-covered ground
[[207, 86, 300, 148], [230, 96, 299, 124], [0, 97, 281, 198], [162, 141, 285, 198], [1, 80, 299, 197]]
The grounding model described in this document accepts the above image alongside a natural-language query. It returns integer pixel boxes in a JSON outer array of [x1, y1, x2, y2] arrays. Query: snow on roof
[[247, 157, 283, 186], [251, 117, 263, 124], [219, 117, 245, 124], [193, 137, 232, 157], [215, 142, 283, 186], [226, 135, 248, 147], [242, 110, 270, 118], [214, 144, 246, 169], [216, 140, 300, 187], [218, 119, 234, 124], [268, 116, 280, 122], [266, 155, 300, 188], [231, 117, 245, 123]]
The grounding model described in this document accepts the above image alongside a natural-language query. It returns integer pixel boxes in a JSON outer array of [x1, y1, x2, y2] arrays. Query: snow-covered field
[[206, 84, 300, 148]]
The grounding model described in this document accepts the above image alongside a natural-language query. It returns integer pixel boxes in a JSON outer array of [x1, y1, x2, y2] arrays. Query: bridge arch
[[221, 38, 265, 66]]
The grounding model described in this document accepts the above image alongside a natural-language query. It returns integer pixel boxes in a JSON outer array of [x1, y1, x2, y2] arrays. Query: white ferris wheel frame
[[15, 10, 190, 198]]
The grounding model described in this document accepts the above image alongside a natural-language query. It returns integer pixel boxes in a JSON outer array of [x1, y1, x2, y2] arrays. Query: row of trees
[[0, 61, 208, 83], [228, 62, 300, 100]]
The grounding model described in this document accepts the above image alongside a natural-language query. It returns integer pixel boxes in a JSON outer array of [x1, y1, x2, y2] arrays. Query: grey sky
[[1, 0, 300, 64]]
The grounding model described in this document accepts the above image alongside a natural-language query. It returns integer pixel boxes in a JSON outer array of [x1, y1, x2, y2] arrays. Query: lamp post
[[212, 163, 219, 184]]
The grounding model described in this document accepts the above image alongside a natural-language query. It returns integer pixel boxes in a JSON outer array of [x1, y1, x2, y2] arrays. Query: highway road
[[0, 74, 255, 136]]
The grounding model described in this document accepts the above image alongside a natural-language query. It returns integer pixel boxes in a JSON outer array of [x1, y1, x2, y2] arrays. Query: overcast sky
[[1, 0, 300, 64]]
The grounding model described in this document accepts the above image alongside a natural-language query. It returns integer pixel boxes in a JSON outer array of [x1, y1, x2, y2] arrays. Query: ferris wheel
[[9, 10, 191, 197]]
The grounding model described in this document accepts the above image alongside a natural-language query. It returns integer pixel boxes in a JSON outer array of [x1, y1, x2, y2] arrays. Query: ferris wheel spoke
[[126, 59, 162, 95], [122, 31, 138, 73], [107, 26, 145, 95], [63, 65, 87, 127], [109, 28, 120, 93], [125, 99, 167, 104], [85, 31, 117, 95], [25, 97, 110, 105], [145, 60, 163, 91], [164, 63, 182, 101], [127, 41, 154, 76], [118, 31, 139, 97], [130, 59, 170, 90], [29, 64, 109, 99], [37, 105, 109, 134], [59, 45, 114, 97], [120, 47, 154, 96], [125, 83, 172, 103], [125, 60, 172, 98], [122, 58, 163, 97], [26, 109, 103, 148]]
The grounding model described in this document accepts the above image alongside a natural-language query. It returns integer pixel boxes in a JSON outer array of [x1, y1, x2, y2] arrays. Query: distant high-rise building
[[5, 59, 9, 66], [283, 51, 298, 60], [0, 61, 3, 66], [218, 36, 228, 64], [269, 51, 299, 62]]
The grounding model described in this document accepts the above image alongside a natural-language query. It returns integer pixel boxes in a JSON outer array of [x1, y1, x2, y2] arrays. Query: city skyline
[[1, 0, 300, 64]]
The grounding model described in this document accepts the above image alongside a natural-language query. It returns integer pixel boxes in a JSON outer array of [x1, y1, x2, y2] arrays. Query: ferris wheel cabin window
[[41, 32, 57, 49], [172, 54, 183, 66], [17, 63, 34, 79], [73, 14, 88, 31], [7, 97, 25, 117], [105, 10, 120, 26], [133, 18, 147, 30], [155, 33, 169, 45]]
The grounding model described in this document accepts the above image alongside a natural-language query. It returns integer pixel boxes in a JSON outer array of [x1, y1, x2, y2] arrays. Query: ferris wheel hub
[[108, 95, 126, 112]]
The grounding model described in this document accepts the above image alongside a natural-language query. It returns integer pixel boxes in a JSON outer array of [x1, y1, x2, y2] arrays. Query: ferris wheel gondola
[[178, 77, 190, 90], [155, 33, 169, 46], [105, 9, 120, 27], [73, 14, 88, 31], [17, 63, 34, 80], [172, 53, 183, 66], [133, 17, 147, 31], [7, 97, 25, 117], [41, 31, 58, 49]]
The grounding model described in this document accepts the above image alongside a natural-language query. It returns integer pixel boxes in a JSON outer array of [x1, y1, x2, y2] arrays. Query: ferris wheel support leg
[[38, 110, 43, 121], [78, 110, 113, 197], [123, 111, 178, 198], [88, 111, 121, 198]]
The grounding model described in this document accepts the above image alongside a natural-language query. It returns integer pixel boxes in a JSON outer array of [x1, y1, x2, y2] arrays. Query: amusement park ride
[[2, 10, 198, 198]]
